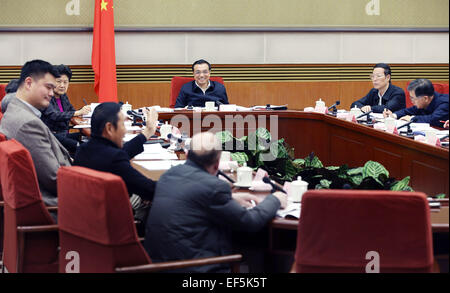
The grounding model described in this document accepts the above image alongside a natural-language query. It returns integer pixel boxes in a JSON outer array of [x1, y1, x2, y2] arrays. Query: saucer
[[233, 182, 252, 188]]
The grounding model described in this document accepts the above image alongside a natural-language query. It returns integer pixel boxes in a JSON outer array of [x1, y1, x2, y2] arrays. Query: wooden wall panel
[[66, 80, 444, 112]]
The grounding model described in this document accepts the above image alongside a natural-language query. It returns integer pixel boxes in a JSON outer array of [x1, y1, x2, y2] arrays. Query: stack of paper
[[133, 160, 186, 171]]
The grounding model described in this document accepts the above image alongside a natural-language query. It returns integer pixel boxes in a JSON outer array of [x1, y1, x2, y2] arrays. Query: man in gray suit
[[144, 132, 287, 272], [0, 60, 72, 206]]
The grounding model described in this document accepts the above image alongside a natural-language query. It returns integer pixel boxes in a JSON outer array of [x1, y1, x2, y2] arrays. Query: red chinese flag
[[92, 0, 118, 102]]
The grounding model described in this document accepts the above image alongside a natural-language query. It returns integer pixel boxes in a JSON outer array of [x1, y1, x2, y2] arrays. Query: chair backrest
[[0, 84, 6, 101], [169, 76, 225, 108], [295, 190, 433, 273], [57, 166, 150, 273], [0, 132, 7, 200], [405, 81, 449, 108], [0, 139, 58, 273]]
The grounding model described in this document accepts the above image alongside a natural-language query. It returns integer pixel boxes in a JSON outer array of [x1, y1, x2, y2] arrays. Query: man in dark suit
[[351, 63, 406, 113], [144, 132, 287, 273], [73, 103, 158, 225], [174, 59, 229, 108], [384, 79, 449, 127]]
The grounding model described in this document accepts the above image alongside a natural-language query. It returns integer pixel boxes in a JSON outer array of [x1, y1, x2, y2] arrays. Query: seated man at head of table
[[73, 103, 159, 226], [174, 59, 229, 108], [383, 78, 449, 127], [0, 59, 72, 207], [351, 63, 406, 113], [144, 131, 287, 273]]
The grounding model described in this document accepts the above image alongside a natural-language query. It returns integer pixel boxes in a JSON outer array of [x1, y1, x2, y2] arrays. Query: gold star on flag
[[101, 0, 108, 11]]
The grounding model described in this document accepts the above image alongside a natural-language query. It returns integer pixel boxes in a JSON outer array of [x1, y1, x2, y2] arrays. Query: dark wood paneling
[[372, 147, 403, 180], [411, 160, 449, 196]]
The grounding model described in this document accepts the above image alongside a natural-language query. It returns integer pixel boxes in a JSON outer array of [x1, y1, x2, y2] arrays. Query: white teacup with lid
[[159, 121, 172, 139], [289, 176, 308, 202], [236, 163, 253, 187], [121, 101, 132, 115], [314, 98, 326, 113]]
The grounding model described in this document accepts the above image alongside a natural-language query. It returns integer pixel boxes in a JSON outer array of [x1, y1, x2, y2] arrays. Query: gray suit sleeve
[[208, 183, 281, 233], [15, 120, 62, 195]]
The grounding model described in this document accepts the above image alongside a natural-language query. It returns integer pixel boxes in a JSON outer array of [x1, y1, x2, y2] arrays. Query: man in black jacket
[[144, 132, 287, 273], [73, 103, 158, 226], [351, 63, 406, 113], [174, 59, 229, 108]]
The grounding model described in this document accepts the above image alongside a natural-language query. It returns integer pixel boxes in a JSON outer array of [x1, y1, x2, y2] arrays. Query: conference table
[[130, 110, 449, 270]]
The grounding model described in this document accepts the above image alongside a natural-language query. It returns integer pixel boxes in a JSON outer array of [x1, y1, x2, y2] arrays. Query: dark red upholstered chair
[[0, 139, 58, 273], [57, 166, 241, 273], [292, 190, 434, 273], [169, 76, 225, 108], [0, 133, 6, 265], [0, 84, 6, 101], [405, 81, 449, 108]]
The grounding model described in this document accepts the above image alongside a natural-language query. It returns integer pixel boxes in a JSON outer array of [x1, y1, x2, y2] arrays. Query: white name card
[[219, 104, 237, 111]]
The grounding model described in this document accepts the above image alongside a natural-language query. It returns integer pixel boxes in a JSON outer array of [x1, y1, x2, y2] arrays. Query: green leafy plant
[[216, 128, 444, 196]]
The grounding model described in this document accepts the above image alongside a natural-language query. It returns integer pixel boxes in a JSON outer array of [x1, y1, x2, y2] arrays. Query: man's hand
[[272, 191, 287, 209], [399, 115, 413, 122], [383, 109, 396, 119], [361, 105, 371, 113], [444, 120, 449, 129], [232, 193, 261, 208], [74, 105, 91, 117], [142, 107, 159, 139]]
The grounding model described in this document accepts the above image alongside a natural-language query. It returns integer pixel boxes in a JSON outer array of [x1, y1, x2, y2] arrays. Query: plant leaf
[[390, 176, 411, 191], [230, 152, 248, 165], [362, 161, 389, 180]]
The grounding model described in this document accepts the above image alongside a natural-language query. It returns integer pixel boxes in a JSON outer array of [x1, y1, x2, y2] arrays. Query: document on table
[[73, 124, 91, 129], [276, 202, 301, 219], [133, 160, 186, 171], [133, 151, 178, 160]]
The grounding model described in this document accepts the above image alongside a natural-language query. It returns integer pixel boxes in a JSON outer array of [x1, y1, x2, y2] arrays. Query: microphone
[[127, 110, 143, 119], [82, 98, 88, 106], [440, 134, 449, 141], [397, 120, 413, 130], [215, 100, 224, 106], [217, 170, 235, 184], [356, 110, 373, 119], [328, 100, 340, 111], [167, 133, 183, 143], [262, 177, 287, 194]]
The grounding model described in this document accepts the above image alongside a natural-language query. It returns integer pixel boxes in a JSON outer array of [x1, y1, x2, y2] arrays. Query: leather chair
[[405, 82, 449, 108], [57, 166, 241, 273], [0, 84, 6, 101], [0, 139, 58, 273], [0, 133, 6, 267], [169, 76, 225, 108], [292, 190, 434, 273]]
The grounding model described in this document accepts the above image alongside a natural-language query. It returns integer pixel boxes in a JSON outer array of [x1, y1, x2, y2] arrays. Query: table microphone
[[262, 177, 287, 194], [217, 170, 235, 184], [356, 110, 373, 119], [397, 120, 413, 130], [328, 101, 340, 111], [127, 110, 143, 119]]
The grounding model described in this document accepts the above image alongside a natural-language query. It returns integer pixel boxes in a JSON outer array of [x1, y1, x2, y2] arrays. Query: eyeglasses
[[56, 80, 69, 85], [369, 74, 385, 80], [194, 70, 210, 76]]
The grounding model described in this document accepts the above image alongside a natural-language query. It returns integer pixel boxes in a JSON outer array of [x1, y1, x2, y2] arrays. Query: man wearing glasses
[[383, 79, 449, 127], [174, 59, 229, 108], [351, 63, 406, 113]]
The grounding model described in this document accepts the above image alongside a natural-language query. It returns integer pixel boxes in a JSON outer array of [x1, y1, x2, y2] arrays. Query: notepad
[[133, 160, 186, 171]]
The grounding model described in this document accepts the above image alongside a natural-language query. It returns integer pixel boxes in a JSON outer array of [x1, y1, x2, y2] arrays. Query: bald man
[[144, 132, 287, 273]]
